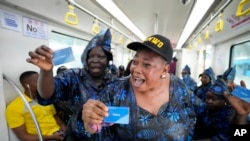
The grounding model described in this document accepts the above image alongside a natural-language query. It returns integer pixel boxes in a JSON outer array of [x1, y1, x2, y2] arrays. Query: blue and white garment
[[38, 28, 117, 141], [217, 66, 236, 82], [182, 74, 197, 92], [200, 67, 216, 83], [194, 83, 212, 102], [195, 67, 215, 101], [37, 68, 118, 141], [193, 105, 235, 141], [106, 74, 205, 141], [193, 80, 235, 141], [81, 28, 113, 67]]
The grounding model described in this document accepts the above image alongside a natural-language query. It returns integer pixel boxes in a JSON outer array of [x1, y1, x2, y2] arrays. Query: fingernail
[[105, 113, 109, 117]]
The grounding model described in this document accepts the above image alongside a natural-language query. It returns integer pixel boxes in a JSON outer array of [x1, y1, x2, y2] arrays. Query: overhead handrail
[[3, 74, 43, 141], [64, 4, 79, 25], [189, 0, 233, 44], [67, 0, 135, 41], [236, 0, 250, 17]]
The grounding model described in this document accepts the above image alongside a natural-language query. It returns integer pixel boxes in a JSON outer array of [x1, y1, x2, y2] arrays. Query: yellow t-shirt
[[5, 95, 60, 135]]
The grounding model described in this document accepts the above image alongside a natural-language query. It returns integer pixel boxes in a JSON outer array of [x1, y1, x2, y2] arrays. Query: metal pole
[[3, 74, 43, 141]]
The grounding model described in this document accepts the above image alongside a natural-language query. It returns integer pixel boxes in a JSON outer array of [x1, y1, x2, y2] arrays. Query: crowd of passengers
[[5, 28, 250, 141]]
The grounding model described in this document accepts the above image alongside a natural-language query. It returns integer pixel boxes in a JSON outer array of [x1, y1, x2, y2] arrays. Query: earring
[[161, 74, 166, 79]]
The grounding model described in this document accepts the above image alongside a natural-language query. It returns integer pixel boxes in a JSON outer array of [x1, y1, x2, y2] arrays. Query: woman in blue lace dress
[[82, 34, 205, 141], [194, 67, 216, 102]]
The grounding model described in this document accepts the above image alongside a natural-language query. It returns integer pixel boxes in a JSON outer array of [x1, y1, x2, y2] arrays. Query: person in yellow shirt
[[5, 71, 66, 141]]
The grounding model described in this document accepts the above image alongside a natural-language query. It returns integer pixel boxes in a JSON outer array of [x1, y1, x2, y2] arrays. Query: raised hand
[[26, 45, 54, 71]]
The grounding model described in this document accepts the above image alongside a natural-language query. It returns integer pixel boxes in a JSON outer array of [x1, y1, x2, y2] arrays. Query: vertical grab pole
[[3, 74, 43, 141]]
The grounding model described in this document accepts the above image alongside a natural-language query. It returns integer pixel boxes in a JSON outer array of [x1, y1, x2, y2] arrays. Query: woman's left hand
[[82, 99, 109, 134]]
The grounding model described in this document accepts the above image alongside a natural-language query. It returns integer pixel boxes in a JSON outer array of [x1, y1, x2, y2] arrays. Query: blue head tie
[[202, 67, 215, 83], [182, 65, 191, 73], [81, 28, 113, 66], [209, 79, 229, 99], [223, 66, 236, 81]]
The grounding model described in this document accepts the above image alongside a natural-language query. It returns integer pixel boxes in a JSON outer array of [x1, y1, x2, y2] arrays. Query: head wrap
[[217, 66, 236, 81], [81, 29, 113, 68], [200, 67, 216, 83], [208, 79, 229, 99], [182, 65, 191, 74]]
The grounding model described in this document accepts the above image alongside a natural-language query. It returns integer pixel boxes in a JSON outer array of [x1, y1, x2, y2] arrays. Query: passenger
[[124, 60, 132, 77], [109, 64, 118, 76], [193, 79, 235, 141], [56, 65, 68, 74], [82, 34, 206, 140], [194, 67, 215, 101], [26, 29, 117, 141], [81, 32, 249, 140], [5, 71, 66, 141], [118, 65, 125, 78], [181, 64, 197, 93], [169, 56, 178, 75]]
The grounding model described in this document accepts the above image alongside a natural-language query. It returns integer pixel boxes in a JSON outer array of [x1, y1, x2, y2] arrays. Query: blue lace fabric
[[37, 68, 118, 141], [182, 74, 197, 92], [106, 75, 205, 141]]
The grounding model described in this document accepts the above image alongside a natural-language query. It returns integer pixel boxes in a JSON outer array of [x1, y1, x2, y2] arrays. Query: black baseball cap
[[127, 34, 173, 62]]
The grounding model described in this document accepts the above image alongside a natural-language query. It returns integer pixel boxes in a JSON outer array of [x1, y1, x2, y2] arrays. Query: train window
[[49, 31, 88, 75], [230, 40, 250, 87]]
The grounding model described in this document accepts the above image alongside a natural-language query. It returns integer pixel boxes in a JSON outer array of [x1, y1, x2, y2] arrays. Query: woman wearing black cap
[[27, 29, 118, 141], [82, 34, 206, 140], [82, 34, 250, 140]]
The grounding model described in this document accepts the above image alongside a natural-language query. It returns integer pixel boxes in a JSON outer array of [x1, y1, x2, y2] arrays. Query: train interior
[[0, 0, 250, 140]]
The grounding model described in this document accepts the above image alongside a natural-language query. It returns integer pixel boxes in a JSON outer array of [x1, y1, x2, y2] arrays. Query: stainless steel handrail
[[3, 74, 43, 141]]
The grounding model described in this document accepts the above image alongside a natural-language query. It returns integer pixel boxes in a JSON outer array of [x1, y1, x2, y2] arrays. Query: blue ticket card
[[52, 47, 74, 66], [232, 86, 250, 103], [103, 106, 129, 124]]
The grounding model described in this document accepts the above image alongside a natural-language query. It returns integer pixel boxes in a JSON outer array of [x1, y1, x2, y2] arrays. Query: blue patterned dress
[[194, 83, 212, 102], [182, 74, 197, 92], [193, 105, 235, 141], [37, 68, 118, 141], [106, 75, 205, 141]]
